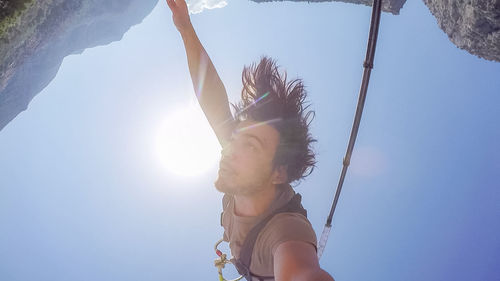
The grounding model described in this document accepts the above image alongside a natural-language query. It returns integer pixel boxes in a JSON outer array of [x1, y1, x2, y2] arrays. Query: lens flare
[[235, 118, 282, 133]]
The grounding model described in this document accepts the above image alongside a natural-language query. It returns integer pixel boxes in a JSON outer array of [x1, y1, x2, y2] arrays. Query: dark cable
[[318, 0, 383, 258]]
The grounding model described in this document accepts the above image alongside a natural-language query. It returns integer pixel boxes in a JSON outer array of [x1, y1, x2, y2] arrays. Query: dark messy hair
[[231, 56, 317, 184]]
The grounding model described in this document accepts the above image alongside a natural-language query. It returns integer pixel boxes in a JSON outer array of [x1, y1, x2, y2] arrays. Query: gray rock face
[[424, 0, 500, 62], [251, 0, 407, 15], [0, 0, 159, 131]]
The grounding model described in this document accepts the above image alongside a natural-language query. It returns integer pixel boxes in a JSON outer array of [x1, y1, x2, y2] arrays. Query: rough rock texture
[[424, 0, 500, 62], [0, 0, 159, 131], [251, 0, 407, 15]]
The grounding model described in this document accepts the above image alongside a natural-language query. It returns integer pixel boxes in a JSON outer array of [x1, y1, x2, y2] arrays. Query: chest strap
[[233, 193, 307, 281]]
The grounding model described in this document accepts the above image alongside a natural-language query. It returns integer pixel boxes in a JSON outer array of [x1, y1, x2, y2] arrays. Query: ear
[[272, 165, 288, 185]]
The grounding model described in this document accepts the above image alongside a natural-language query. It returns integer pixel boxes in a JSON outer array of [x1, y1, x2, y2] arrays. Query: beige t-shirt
[[221, 184, 317, 280]]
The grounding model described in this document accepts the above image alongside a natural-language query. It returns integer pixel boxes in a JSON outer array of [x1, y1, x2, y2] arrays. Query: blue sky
[[1, 0, 499, 280]]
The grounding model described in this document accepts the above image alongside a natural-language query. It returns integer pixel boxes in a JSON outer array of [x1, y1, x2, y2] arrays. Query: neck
[[233, 184, 278, 217]]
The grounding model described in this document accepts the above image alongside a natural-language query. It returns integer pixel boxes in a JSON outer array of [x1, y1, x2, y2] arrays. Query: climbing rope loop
[[214, 239, 244, 281]]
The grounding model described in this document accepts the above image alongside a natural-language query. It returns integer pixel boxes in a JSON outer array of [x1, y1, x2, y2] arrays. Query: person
[[166, 0, 335, 280]]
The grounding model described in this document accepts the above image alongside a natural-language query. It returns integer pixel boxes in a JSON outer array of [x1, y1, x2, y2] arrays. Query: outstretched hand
[[166, 0, 192, 33]]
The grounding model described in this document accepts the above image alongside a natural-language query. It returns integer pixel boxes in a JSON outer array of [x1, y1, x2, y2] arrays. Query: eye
[[244, 141, 257, 151]]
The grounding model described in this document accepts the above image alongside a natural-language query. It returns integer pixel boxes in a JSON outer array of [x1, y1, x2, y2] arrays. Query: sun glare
[[154, 101, 221, 177]]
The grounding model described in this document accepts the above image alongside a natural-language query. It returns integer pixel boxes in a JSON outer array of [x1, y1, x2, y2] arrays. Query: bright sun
[[154, 101, 221, 177]]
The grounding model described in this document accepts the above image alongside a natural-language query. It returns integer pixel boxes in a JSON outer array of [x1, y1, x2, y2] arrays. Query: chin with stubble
[[214, 169, 237, 195]]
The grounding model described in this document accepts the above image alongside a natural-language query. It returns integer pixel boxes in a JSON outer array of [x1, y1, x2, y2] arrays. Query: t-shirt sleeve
[[258, 212, 318, 256]]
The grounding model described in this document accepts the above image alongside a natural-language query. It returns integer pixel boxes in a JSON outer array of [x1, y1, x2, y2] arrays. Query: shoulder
[[258, 212, 317, 256]]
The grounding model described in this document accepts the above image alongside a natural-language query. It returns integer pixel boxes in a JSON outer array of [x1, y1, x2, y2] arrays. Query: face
[[215, 119, 285, 196]]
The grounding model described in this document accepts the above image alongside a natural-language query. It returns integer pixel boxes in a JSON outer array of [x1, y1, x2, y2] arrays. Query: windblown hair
[[232, 56, 317, 184]]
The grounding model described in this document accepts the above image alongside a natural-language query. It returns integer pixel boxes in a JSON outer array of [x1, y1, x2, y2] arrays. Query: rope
[[317, 0, 383, 259]]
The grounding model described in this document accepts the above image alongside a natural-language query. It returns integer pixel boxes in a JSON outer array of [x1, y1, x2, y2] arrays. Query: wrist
[[179, 22, 195, 38]]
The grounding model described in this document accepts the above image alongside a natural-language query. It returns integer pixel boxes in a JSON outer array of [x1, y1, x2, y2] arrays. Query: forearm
[[180, 26, 229, 112], [179, 25, 233, 143]]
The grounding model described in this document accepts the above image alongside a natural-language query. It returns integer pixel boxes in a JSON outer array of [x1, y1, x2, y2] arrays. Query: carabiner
[[214, 239, 244, 281]]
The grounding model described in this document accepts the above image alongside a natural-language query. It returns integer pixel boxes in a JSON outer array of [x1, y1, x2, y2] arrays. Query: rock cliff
[[423, 0, 500, 62], [0, 0, 158, 131]]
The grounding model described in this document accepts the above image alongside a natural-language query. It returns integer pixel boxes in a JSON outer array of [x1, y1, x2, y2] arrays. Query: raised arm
[[166, 0, 234, 146]]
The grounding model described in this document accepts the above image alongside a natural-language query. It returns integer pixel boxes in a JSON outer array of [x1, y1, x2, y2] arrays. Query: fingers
[[167, 0, 189, 14], [166, 0, 176, 11]]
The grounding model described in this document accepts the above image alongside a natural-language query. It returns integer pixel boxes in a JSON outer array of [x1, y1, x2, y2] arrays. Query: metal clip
[[214, 239, 244, 281]]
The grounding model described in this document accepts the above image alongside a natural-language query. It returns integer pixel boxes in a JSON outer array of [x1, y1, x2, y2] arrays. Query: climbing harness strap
[[236, 193, 307, 281], [317, 0, 383, 259], [216, 193, 307, 281]]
